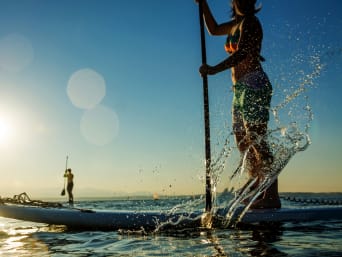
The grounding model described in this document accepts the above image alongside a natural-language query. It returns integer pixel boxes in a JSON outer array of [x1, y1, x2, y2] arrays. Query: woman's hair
[[231, 0, 261, 18]]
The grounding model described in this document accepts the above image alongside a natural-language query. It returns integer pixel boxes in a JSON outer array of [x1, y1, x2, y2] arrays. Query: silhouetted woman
[[196, 0, 280, 208]]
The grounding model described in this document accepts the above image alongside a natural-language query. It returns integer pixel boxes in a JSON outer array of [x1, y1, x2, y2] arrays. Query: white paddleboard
[[1, 203, 341, 230]]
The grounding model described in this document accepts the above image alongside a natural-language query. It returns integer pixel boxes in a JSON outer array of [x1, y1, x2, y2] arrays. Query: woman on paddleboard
[[64, 168, 74, 205], [196, 0, 280, 209]]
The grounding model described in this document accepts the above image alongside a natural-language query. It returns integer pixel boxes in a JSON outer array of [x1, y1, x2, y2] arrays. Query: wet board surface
[[1, 203, 342, 230]]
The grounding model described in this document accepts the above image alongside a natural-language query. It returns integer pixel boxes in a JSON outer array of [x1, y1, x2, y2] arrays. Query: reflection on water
[[0, 220, 51, 256]]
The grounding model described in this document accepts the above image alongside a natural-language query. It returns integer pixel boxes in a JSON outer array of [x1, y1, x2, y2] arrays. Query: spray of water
[[149, 45, 341, 232], [215, 48, 342, 227]]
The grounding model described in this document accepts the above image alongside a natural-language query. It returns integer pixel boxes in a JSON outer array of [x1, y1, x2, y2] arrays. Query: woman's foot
[[244, 180, 281, 209]]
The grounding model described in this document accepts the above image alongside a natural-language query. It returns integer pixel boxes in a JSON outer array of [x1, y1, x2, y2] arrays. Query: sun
[[0, 117, 12, 146]]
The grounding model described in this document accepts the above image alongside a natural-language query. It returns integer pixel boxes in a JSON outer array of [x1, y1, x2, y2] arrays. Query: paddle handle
[[198, 1, 212, 212], [65, 155, 69, 171]]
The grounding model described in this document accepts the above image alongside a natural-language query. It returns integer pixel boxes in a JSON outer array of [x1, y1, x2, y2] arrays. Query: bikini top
[[224, 27, 240, 54], [224, 26, 266, 61]]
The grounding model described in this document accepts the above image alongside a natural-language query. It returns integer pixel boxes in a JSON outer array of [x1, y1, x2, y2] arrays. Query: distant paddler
[[64, 168, 74, 205]]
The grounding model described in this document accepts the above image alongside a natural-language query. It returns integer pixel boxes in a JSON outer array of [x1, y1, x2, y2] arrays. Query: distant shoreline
[[37, 192, 342, 202]]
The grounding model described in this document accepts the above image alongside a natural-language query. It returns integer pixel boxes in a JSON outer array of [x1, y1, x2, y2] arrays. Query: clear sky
[[0, 0, 341, 198]]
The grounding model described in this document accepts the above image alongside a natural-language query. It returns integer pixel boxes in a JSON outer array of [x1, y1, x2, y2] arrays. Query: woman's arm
[[201, 16, 263, 75], [197, 0, 234, 36]]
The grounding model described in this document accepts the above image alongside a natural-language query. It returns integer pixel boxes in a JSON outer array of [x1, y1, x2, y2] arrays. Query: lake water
[[1, 193, 341, 257]]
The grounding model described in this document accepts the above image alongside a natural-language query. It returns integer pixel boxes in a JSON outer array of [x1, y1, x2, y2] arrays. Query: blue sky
[[0, 0, 341, 198]]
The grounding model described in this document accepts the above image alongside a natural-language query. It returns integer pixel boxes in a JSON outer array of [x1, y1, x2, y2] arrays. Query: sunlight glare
[[0, 117, 12, 146]]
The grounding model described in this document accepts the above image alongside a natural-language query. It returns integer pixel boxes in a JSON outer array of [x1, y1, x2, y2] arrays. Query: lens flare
[[80, 105, 120, 146], [0, 34, 34, 73], [67, 68, 106, 109]]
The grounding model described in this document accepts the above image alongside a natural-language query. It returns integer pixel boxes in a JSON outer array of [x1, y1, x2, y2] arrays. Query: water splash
[[210, 48, 340, 227], [161, 47, 340, 230], [144, 47, 341, 231]]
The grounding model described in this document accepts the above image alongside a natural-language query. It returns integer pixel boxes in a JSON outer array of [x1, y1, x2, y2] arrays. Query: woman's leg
[[232, 109, 246, 153], [67, 183, 74, 203], [232, 81, 280, 208], [245, 123, 281, 208]]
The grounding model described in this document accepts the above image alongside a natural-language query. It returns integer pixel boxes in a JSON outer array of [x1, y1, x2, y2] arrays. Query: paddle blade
[[61, 189, 65, 196]]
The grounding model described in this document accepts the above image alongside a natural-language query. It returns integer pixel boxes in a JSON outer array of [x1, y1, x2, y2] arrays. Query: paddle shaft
[[198, 1, 212, 212], [64, 156, 68, 187]]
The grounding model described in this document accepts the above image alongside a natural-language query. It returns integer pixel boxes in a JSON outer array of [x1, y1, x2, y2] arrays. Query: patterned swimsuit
[[226, 26, 272, 124]]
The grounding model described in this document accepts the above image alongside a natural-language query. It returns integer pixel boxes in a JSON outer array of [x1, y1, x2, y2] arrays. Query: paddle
[[61, 155, 68, 196], [198, 0, 212, 212]]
